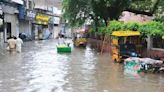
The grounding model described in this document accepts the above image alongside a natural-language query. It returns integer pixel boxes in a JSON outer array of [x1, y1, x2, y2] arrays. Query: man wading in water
[[7, 36, 17, 52]]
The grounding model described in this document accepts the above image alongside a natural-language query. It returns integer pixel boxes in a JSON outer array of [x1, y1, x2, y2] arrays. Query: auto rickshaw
[[111, 31, 141, 63], [74, 31, 87, 47]]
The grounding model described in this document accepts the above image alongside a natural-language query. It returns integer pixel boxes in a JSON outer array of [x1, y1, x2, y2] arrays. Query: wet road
[[0, 39, 164, 92]]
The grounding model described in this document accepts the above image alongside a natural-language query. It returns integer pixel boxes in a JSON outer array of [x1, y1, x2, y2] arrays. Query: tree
[[62, 0, 91, 26], [62, 0, 163, 27], [153, 0, 164, 22]]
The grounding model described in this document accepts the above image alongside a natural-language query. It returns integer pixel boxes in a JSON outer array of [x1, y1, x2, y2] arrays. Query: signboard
[[35, 13, 49, 25], [26, 10, 36, 19], [36, 14, 49, 21], [18, 5, 25, 19], [53, 17, 60, 24]]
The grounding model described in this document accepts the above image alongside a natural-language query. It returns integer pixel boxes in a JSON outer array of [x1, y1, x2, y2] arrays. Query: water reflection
[[0, 40, 163, 92], [24, 50, 70, 92]]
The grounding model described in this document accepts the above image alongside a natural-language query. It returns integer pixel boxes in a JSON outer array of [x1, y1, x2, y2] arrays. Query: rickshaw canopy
[[111, 31, 140, 37]]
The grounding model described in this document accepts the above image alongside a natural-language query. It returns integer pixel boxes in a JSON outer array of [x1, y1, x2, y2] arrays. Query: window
[[153, 36, 164, 49]]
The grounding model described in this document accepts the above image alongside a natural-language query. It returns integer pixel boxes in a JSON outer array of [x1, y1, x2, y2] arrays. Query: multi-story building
[[33, 0, 62, 39], [18, 0, 35, 40], [0, 0, 62, 43], [0, 0, 24, 42]]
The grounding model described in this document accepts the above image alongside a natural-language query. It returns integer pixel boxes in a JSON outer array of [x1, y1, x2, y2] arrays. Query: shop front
[[3, 5, 19, 42], [18, 10, 36, 41], [34, 13, 50, 40]]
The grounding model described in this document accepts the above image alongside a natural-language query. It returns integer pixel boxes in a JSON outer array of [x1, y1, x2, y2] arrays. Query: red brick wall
[[88, 39, 164, 59], [88, 38, 111, 53], [148, 49, 164, 58]]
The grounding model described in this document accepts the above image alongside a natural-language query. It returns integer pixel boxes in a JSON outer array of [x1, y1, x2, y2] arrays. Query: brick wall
[[148, 49, 164, 58]]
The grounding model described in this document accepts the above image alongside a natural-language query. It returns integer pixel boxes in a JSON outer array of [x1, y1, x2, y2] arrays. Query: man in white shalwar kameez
[[16, 37, 23, 53]]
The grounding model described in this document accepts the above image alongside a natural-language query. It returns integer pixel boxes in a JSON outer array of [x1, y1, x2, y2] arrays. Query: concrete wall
[[34, 0, 62, 9], [53, 26, 60, 38], [19, 20, 31, 35], [4, 13, 19, 38]]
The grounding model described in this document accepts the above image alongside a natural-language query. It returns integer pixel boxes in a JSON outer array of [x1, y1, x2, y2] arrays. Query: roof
[[111, 31, 140, 37]]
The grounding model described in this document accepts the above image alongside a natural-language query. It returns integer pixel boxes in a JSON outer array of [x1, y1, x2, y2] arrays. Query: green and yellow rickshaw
[[74, 30, 87, 47], [111, 31, 142, 63]]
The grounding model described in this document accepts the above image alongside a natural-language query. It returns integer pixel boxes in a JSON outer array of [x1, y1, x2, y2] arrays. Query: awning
[[111, 31, 140, 37], [11, 0, 24, 5]]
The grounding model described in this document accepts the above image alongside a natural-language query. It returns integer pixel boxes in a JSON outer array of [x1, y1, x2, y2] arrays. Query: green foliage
[[62, 0, 132, 27], [62, 0, 91, 27], [95, 20, 164, 37], [129, 0, 156, 12], [62, 0, 164, 27], [124, 22, 139, 31], [139, 21, 164, 36], [106, 20, 123, 34], [153, 0, 164, 22], [97, 26, 106, 35]]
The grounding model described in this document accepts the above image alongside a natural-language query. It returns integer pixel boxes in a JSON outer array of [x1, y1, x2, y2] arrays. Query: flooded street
[[0, 39, 164, 92]]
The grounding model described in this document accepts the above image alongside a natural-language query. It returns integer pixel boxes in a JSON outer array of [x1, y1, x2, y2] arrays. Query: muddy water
[[0, 40, 163, 92]]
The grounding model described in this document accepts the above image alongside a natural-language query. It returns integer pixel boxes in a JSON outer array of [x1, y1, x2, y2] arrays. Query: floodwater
[[0, 39, 163, 92]]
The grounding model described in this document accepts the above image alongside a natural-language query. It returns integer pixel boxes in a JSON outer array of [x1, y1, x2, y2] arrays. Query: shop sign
[[18, 5, 25, 19], [35, 13, 49, 25], [53, 17, 60, 24], [36, 14, 49, 21], [26, 10, 36, 19]]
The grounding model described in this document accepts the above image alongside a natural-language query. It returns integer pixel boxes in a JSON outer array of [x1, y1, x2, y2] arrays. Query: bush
[[89, 20, 164, 38]]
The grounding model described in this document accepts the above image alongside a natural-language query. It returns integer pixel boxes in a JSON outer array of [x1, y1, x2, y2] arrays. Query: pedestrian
[[16, 37, 23, 53], [7, 36, 17, 52], [58, 36, 65, 44]]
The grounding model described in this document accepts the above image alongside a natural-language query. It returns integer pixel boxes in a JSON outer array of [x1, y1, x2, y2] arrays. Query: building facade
[[18, 0, 35, 40], [1, 0, 24, 42], [0, 0, 62, 43], [33, 0, 61, 39]]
